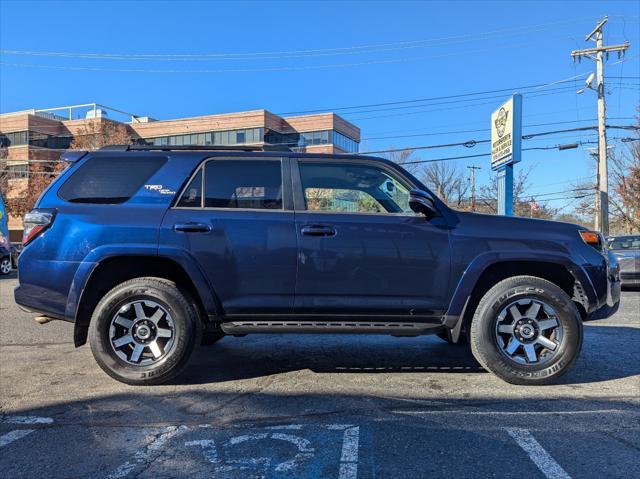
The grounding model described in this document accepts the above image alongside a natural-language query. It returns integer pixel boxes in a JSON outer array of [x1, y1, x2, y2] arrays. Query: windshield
[[608, 236, 640, 250]]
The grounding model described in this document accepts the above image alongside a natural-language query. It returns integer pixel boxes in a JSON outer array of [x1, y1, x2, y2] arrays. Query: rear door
[[292, 159, 451, 318], [160, 157, 297, 315]]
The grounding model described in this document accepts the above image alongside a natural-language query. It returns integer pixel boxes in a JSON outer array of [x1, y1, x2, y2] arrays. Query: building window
[[0, 130, 73, 149], [0, 131, 28, 147], [7, 163, 29, 179], [144, 127, 264, 148], [331, 131, 358, 153]]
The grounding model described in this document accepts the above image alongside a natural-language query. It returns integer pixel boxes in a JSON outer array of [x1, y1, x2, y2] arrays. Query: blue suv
[[15, 146, 621, 385]]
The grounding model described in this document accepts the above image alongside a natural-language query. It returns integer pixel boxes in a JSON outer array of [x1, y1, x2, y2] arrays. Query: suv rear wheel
[[88, 277, 202, 385], [469, 275, 582, 385]]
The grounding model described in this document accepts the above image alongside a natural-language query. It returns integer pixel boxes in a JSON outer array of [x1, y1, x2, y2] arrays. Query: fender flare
[[442, 251, 598, 338], [67, 244, 222, 324]]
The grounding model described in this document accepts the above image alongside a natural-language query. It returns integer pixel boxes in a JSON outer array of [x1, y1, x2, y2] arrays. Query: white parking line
[[393, 408, 630, 416], [0, 429, 35, 448], [0, 415, 54, 424], [506, 428, 571, 479], [338, 426, 360, 479], [107, 425, 190, 479]]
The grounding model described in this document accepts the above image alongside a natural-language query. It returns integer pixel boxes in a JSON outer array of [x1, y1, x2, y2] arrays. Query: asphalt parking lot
[[1, 271, 638, 479]]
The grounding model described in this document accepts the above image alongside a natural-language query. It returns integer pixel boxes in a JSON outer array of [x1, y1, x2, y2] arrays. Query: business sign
[[491, 94, 522, 170]]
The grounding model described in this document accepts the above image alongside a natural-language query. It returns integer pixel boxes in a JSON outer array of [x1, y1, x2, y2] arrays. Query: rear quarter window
[[58, 156, 167, 204]]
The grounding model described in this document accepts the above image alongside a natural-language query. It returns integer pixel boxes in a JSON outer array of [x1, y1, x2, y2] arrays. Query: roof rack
[[98, 144, 292, 152]]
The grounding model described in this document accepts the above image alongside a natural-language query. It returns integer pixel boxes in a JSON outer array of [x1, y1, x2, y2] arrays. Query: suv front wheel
[[89, 277, 202, 385], [469, 275, 583, 385]]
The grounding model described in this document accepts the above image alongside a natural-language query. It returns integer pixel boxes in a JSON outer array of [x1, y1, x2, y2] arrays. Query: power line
[[359, 125, 637, 155], [0, 35, 595, 75], [362, 118, 633, 141], [282, 75, 594, 115], [0, 18, 606, 61]]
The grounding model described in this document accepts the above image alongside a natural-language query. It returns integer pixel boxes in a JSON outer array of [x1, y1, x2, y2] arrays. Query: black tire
[[0, 256, 11, 275], [469, 275, 582, 385], [89, 277, 202, 385]]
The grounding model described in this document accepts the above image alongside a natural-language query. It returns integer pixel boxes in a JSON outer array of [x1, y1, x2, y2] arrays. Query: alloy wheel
[[109, 300, 176, 365], [494, 298, 563, 365], [0, 258, 11, 274]]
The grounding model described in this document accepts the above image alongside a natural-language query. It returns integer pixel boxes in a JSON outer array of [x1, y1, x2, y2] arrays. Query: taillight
[[22, 209, 56, 246], [579, 230, 603, 251]]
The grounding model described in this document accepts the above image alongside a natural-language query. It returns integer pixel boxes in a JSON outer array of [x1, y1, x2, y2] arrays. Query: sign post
[[491, 94, 522, 216], [0, 192, 9, 242]]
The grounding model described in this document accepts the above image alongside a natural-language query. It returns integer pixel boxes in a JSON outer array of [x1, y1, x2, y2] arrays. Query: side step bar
[[220, 320, 442, 336]]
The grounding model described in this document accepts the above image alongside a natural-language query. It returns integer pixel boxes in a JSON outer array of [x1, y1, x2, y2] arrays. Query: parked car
[[608, 235, 640, 287], [14, 146, 620, 385], [0, 239, 12, 275], [10, 242, 22, 269]]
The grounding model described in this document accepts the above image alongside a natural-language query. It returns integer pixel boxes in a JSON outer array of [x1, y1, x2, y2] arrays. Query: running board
[[220, 320, 442, 336]]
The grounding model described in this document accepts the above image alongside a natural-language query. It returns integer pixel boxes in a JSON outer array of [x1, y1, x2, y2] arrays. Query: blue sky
[[1, 0, 638, 209]]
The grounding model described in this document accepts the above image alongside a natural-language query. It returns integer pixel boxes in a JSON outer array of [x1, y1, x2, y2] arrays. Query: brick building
[[0, 103, 361, 240]]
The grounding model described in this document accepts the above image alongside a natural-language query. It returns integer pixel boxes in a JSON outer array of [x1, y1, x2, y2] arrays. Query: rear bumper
[[14, 257, 82, 322]]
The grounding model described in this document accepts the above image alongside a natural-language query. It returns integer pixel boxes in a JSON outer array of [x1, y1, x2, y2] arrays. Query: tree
[[608, 137, 640, 234], [70, 119, 132, 150], [0, 119, 134, 227], [0, 157, 66, 220], [419, 161, 470, 209], [478, 166, 557, 219], [382, 149, 470, 209]]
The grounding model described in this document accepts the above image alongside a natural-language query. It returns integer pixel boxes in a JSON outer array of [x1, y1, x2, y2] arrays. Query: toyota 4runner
[[14, 146, 621, 385]]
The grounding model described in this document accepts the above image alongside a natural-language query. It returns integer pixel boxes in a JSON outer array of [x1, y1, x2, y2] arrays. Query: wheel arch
[[444, 253, 596, 342], [72, 254, 221, 347]]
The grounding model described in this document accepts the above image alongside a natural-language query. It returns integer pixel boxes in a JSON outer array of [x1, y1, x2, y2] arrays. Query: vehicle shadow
[[176, 324, 640, 386], [179, 334, 484, 385]]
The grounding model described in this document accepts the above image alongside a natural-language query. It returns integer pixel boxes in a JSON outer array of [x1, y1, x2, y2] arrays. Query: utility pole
[[467, 164, 481, 211], [587, 148, 600, 231], [572, 16, 629, 237]]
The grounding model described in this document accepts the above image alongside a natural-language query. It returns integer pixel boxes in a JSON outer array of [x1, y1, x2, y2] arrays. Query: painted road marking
[[393, 408, 631, 416], [0, 415, 54, 449], [107, 425, 190, 479], [210, 431, 316, 473], [108, 423, 357, 478], [507, 428, 571, 479], [185, 439, 218, 463], [0, 415, 54, 424], [338, 426, 360, 479], [0, 429, 35, 448]]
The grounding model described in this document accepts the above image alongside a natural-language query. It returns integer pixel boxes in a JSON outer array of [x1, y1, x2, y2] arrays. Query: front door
[[160, 157, 297, 314], [293, 159, 451, 318]]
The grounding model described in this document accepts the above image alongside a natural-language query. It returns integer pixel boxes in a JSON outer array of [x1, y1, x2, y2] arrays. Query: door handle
[[174, 222, 212, 233], [301, 225, 337, 237]]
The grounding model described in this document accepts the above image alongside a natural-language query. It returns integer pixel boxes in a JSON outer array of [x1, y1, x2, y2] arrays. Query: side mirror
[[409, 189, 438, 217]]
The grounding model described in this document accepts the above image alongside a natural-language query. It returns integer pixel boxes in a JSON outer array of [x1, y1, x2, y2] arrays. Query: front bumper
[[620, 271, 640, 286], [586, 261, 621, 320]]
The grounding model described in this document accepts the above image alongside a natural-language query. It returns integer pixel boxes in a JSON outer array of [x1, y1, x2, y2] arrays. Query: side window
[[177, 170, 202, 207], [204, 160, 283, 210], [299, 162, 413, 214], [58, 156, 167, 204]]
